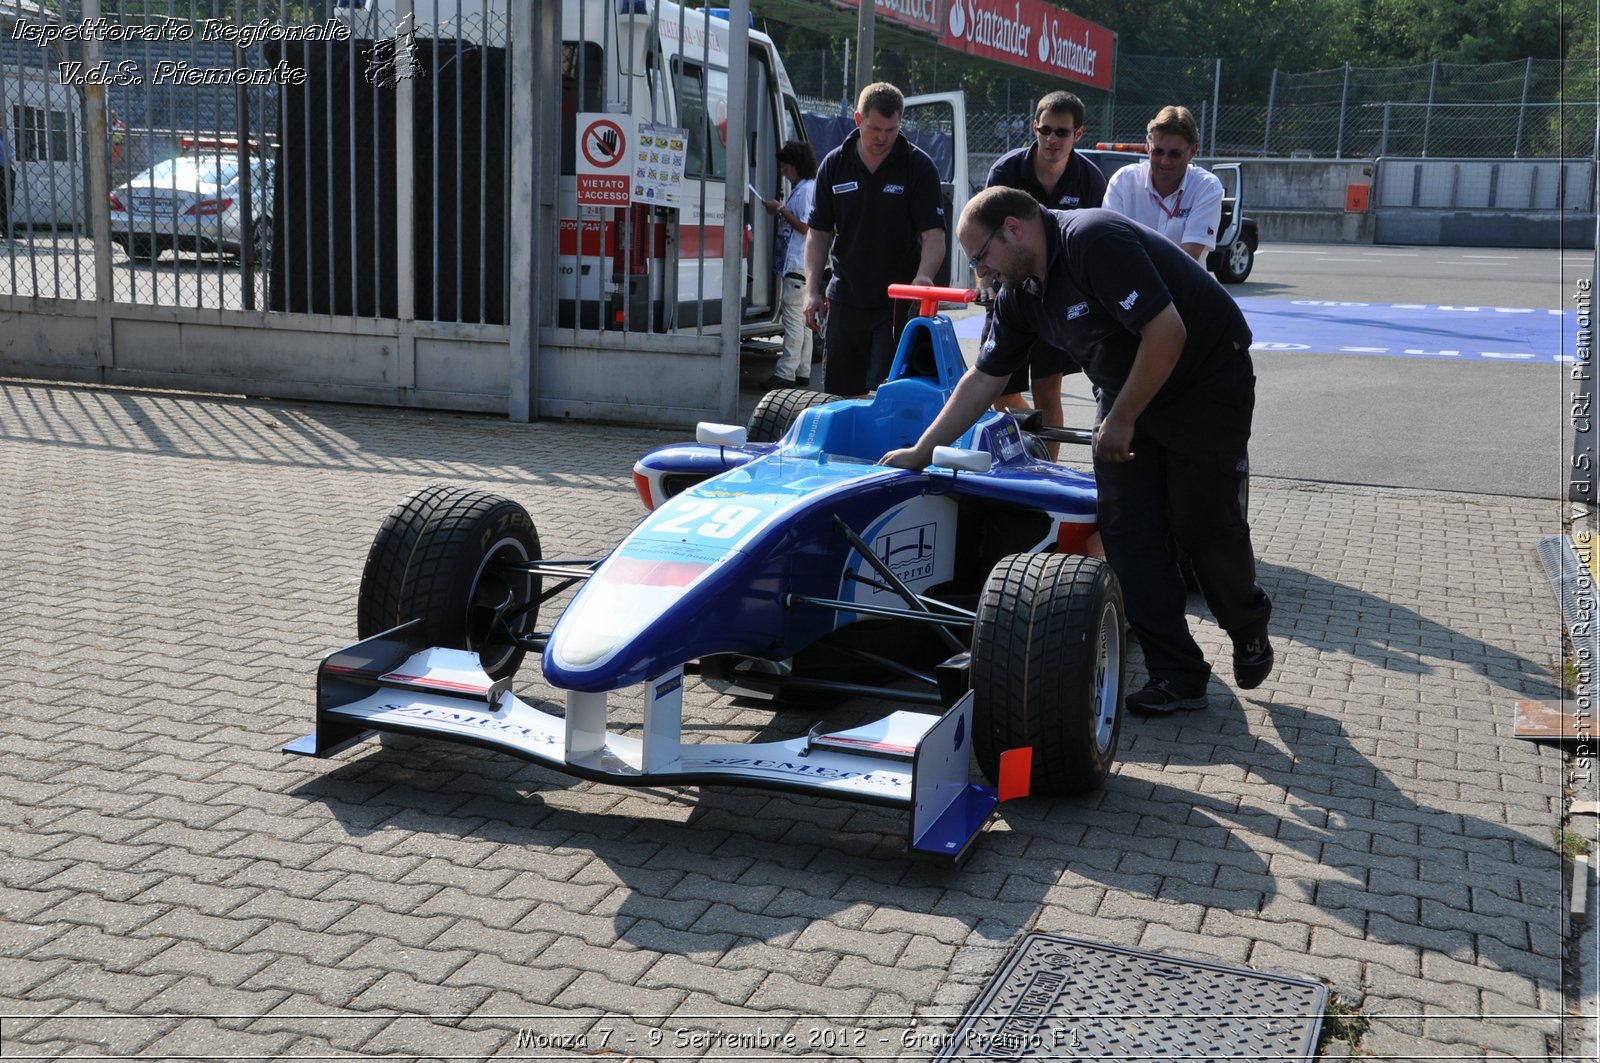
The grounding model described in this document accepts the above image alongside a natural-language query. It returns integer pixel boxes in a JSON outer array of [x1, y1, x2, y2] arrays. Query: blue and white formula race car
[[287, 287, 1126, 863]]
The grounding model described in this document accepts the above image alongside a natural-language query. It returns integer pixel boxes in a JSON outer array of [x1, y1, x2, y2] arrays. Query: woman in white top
[[762, 140, 818, 388]]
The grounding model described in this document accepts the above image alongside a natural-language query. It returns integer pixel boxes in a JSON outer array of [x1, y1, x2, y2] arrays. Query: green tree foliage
[[909, 0, 1590, 102]]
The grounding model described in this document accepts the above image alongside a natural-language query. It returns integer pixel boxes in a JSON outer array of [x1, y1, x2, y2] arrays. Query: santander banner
[[833, 0, 944, 37], [940, 0, 1114, 91]]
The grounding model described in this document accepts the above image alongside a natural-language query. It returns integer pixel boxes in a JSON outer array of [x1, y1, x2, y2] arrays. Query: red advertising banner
[[833, 0, 943, 35], [831, 0, 1114, 91], [941, 0, 1114, 90]]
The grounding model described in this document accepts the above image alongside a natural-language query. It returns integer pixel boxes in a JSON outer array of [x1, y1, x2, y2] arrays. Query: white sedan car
[[109, 151, 273, 264]]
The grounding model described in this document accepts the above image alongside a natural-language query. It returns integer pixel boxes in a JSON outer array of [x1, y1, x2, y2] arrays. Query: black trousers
[[0, 167, 10, 236], [1094, 430, 1271, 687], [822, 299, 912, 395]]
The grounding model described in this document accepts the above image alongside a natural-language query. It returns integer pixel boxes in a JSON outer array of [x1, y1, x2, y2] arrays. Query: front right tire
[[969, 553, 1125, 796], [357, 486, 542, 680]]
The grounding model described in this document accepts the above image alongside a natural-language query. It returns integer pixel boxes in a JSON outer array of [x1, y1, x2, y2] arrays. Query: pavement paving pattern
[[0, 379, 1574, 1060]]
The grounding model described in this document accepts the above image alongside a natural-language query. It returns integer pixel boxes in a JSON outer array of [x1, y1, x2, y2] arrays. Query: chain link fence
[[785, 42, 1596, 165]]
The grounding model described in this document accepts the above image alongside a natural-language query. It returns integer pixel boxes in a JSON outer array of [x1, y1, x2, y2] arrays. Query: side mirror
[[696, 423, 748, 446], [931, 446, 990, 472]]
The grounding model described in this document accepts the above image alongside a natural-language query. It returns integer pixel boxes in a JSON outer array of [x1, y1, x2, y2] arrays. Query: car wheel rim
[[467, 536, 534, 674], [1230, 241, 1250, 273], [1092, 600, 1122, 754]]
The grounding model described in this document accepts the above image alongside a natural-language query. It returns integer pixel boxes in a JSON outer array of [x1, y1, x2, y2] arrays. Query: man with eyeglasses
[[1104, 105, 1223, 263], [980, 91, 1106, 458], [881, 187, 1273, 715]]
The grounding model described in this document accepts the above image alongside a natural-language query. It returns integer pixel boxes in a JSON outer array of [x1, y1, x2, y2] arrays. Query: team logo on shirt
[[883, 184, 905, 194], [1067, 302, 1089, 320], [1059, 195, 1080, 207], [1118, 290, 1139, 310], [833, 181, 859, 194]]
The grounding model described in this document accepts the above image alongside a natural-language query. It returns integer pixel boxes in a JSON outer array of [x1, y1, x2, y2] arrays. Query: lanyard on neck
[[1152, 185, 1184, 220]]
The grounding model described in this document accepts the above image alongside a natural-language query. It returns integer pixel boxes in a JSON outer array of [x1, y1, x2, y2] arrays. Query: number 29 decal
[[654, 500, 761, 540]]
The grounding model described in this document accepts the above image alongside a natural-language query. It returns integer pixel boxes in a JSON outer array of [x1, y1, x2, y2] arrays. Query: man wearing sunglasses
[[980, 91, 1106, 458], [1104, 105, 1224, 264], [881, 187, 1273, 715]]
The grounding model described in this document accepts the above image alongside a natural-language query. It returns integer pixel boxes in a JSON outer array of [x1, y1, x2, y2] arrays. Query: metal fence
[[786, 45, 1597, 163], [0, 0, 777, 428], [1, 0, 780, 342]]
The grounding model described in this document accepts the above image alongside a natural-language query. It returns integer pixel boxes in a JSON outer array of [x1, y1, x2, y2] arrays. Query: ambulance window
[[783, 100, 804, 147], [671, 59, 728, 178], [561, 42, 604, 175], [13, 105, 74, 162]]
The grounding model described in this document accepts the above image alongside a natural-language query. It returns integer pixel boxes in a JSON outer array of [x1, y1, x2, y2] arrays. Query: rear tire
[[747, 387, 838, 443], [1213, 235, 1255, 283], [357, 486, 542, 679], [970, 553, 1124, 796]]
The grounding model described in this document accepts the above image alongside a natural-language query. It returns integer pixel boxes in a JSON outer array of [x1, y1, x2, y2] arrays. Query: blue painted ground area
[[951, 298, 1576, 364]]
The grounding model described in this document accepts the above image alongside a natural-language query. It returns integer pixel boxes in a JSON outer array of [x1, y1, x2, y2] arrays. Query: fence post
[[1514, 56, 1533, 158], [1210, 58, 1221, 155], [81, 0, 112, 359], [1005, 78, 1013, 151], [1336, 61, 1351, 158], [720, 0, 752, 422], [1379, 101, 1390, 157], [842, 39, 851, 111], [1422, 59, 1437, 157], [1262, 68, 1277, 156], [854, 0, 875, 108]]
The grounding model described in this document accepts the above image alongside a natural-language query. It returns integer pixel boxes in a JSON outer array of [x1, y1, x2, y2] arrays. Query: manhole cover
[[933, 933, 1327, 1061]]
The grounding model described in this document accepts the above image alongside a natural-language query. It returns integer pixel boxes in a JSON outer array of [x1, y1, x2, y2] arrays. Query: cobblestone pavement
[[0, 379, 1575, 1060]]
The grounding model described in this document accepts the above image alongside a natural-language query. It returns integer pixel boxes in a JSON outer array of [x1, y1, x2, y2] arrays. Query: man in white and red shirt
[[1104, 105, 1223, 263]]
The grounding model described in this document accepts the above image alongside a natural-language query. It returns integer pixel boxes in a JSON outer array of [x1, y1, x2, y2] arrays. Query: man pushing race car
[[882, 188, 1275, 714]]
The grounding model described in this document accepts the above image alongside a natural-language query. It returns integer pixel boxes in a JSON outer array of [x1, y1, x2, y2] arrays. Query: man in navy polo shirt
[[982, 90, 1106, 457], [881, 187, 1274, 715], [803, 82, 946, 397]]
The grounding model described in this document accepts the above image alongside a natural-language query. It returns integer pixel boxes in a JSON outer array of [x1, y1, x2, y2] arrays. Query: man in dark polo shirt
[[982, 90, 1106, 457], [803, 82, 946, 397], [881, 187, 1274, 715]]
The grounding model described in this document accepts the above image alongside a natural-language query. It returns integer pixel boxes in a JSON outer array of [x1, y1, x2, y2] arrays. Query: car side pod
[[286, 622, 1020, 864]]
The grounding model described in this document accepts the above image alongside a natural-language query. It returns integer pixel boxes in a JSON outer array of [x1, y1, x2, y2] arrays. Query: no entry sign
[[576, 113, 635, 206]]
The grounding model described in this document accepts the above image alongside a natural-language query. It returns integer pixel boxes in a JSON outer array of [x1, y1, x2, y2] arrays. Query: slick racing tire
[[970, 553, 1125, 796], [746, 387, 839, 443], [357, 485, 542, 680]]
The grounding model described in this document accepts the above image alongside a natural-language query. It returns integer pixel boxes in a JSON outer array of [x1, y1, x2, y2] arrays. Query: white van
[[339, 0, 807, 336]]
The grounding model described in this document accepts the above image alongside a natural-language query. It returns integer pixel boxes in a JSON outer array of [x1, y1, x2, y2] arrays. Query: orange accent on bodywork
[[1056, 521, 1103, 557], [632, 470, 655, 510], [998, 747, 1033, 802]]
